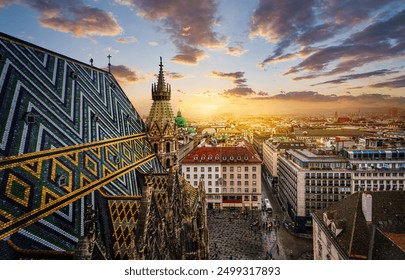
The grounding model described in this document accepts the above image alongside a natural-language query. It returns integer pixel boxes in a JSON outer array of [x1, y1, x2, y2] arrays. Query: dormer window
[[24, 112, 36, 124], [215, 155, 219, 160], [70, 71, 78, 80], [194, 155, 198, 160], [230, 156, 234, 160], [201, 155, 206, 160], [237, 156, 241, 160], [223, 156, 227, 160], [57, 175, 67, 187], [208, 155, 213, 160], [244, 156, 248, 160]]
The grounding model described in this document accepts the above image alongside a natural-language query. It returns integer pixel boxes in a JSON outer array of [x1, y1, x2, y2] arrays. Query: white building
[[278, 148, 405, 233], [182, 142, 262, 210]]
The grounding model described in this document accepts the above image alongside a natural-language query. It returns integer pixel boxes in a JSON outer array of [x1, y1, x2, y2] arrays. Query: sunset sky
[[1, 0, 405, 118]]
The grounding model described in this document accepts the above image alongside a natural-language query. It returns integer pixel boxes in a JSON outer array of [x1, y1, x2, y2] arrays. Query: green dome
[[175, 110, 188, 127]]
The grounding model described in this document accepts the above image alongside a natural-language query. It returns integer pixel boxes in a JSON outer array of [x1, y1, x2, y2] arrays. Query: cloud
[[108, 65, 142, 83], [171, 45, 207, 65], [165, 71, 186, 80], [310, 69, 399, 86], [2, 0, 123, 38], [286, 8, 405, 77], [226, 42, 248, 56], [148, 41, 159, 46], [117, 0, 226, 65], [250, 0, 402, 70], [256, 91, 405, 105], [370, 74, 405, 88], [220, 86, 256, 98], [115, 36, 137, 43], [210, 71, 247, 86]]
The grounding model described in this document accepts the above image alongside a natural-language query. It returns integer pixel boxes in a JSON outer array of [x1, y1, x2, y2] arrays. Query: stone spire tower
[[146, 57, 178, 169]]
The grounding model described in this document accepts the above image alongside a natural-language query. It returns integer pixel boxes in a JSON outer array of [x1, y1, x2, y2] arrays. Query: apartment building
[[182, 142, 262, 210]]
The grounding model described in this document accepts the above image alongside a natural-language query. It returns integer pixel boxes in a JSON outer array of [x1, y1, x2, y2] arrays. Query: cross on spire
[[107, 54, 111, 73]]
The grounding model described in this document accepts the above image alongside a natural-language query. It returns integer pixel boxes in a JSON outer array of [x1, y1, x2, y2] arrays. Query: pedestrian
[[276, 244, 279, 255]]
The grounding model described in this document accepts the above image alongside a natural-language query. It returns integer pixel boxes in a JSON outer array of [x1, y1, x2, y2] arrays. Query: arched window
[[166, 158, 171, 168], [166, 142, 171, 153], [154, 143, 158, 153]]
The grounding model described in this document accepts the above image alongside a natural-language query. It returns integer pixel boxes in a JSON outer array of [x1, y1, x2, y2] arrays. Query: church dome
[[175, 110, 188, 127]]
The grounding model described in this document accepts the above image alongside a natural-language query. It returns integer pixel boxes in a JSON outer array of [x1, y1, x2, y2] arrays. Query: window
[[245, 174, 249, 179], [230, 167, 234, 172], [223, 167, 227, 172], [208, 167, 212, 172], [252, 188, 257, 193], [237, 174, 241, 179], [208, 181, 212, 186], [223, 188, 227, 192], [237, 167, 241, 172], [253, 181, 257, 186], [194, 167, 197, 172], [237, 181, 241, 186], [208, 174, 212, 179], [230, 174, 234, 179], [252, 167, 257, 172], [186, 174, 190, 179], [252, 174, 257, 179], [245, 188, 249, 192], [186, 167, 190, 172], [194, 174, 198, 179], [230, 188, 234, 193], [201, 167, 205, 172], [237, 188, 241, 193], [215, 174, 219, 179], [245, 166, 249, 172], [166, 142, 171, 153], [194, 181, 198, 186], [215, 188, 219, 193], [208, 188, 212, 193], [245, 181, 249, 186], [223, 174, 227, 179], [215, 167, 219, 172], [230, 181, 234, 186]]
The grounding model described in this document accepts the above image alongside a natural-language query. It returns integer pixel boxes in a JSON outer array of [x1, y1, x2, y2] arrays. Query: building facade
[[278, 148, 405, 233], [182, 142, 262, 210], [262, 138, 306, 184]]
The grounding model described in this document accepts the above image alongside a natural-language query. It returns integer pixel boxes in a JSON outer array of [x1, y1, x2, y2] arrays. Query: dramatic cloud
[[370, 74, 405, 88], [118, 0, 226, 65], [250, 0, 403, 71], [226, 42, 248, 56], [310, 69, 399, 86], [108, 65, 142, 83], [210, 71, 247, 86], [285, 9, 405, 77], [115, 36, 137, 43], [1, 0, 123, 38]]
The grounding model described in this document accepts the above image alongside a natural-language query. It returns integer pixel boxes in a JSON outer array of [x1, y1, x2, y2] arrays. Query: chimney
[[362, 193, 372, 223]]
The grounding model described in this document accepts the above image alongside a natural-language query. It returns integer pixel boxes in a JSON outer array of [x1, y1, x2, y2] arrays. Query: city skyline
[[1, 0, 405, 118]]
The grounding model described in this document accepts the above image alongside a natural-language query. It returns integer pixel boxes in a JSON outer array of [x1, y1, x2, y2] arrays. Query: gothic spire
[[152, 57, 171, 101]]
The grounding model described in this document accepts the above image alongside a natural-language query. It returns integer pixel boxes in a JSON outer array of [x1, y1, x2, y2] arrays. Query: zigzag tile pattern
[[0, 33, 164, 254]]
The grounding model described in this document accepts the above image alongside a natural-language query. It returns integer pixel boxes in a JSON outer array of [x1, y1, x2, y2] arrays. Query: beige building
[[182, 142, 262, 210], [262, 138, 306, 183]]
